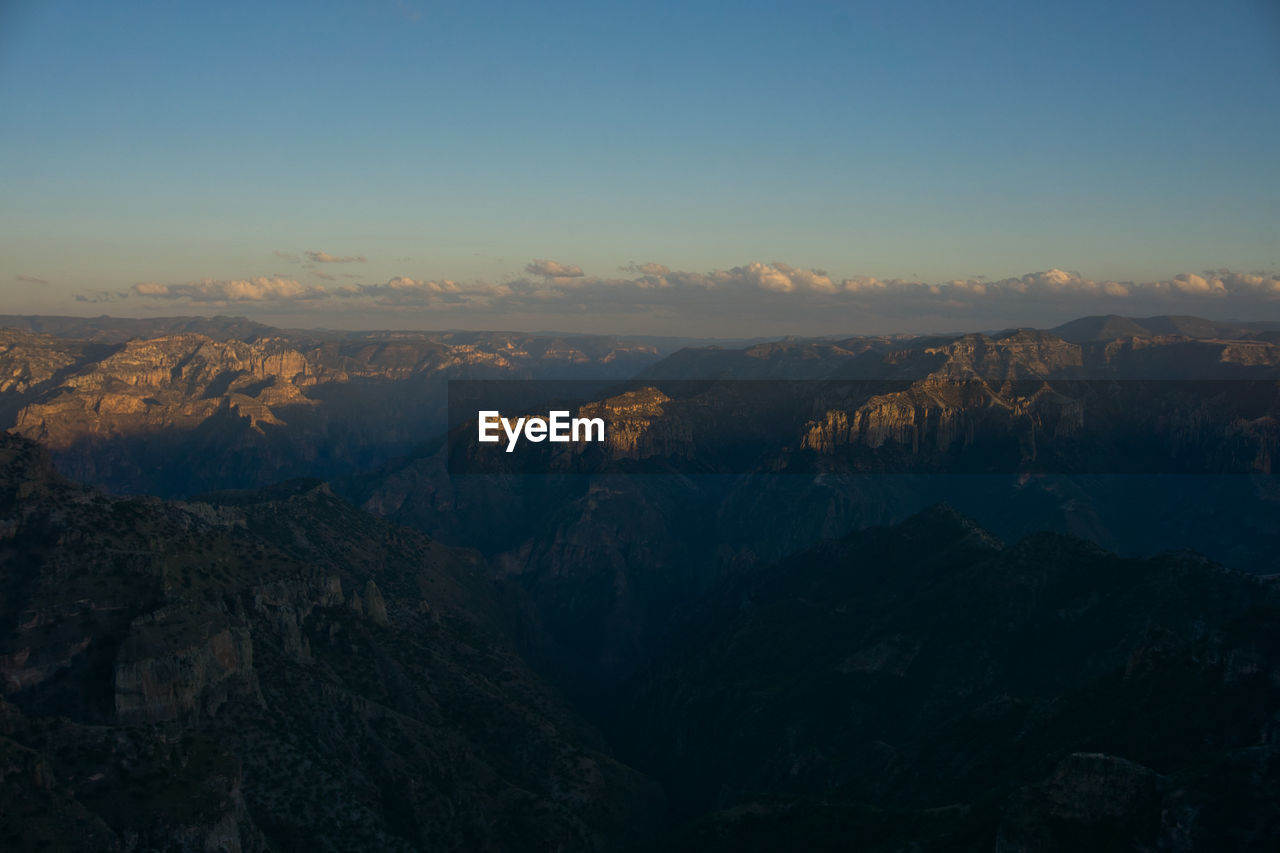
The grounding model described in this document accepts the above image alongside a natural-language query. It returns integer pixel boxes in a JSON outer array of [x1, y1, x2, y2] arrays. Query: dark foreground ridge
[[0, 432, 664, 852], [614, 505, 1280, 851], [3, 429, 1280, 850]]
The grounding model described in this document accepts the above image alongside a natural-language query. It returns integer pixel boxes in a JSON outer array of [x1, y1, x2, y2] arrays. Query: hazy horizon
[[5, 295, 1280, 341]]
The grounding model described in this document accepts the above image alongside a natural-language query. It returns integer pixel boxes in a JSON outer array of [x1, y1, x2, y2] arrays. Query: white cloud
[[624, 262, 671, 277], [306, 250, 367, 263], [74, 289, 124, 303], [340, 277, 471, 305], [526, 259, 584, 278], [1170, 273, 1225, 295], [130, 277, 326, 302]]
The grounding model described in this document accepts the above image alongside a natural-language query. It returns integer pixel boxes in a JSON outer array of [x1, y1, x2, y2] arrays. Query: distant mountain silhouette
[[0, 313, 281, 343], [1049, 313, 1280, 342]]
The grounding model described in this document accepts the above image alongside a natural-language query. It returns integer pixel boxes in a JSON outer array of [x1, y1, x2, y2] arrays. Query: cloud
[[306, 251, 367, 263], [15, 274, 48, 284], [740, 262, 835, 294], [840, 275, 891, 293], [130, 277, 327, 303], [273, 250, 300, 261], [340, 276, 471, 306], [829, 268, 1280, 304], [624, 262, 671, 277], [619, 262, 835, 295], [74, 289, 125, 303], [526, 259, 584, 278], [120, 261, 1280, 332], [1170, 272, 1224, 295]]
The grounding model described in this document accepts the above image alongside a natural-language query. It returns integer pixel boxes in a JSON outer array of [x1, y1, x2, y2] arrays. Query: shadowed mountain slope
[[353, 321, 1280, 692], [0, 432, 664, 852], [615, 506, 1280, 851]]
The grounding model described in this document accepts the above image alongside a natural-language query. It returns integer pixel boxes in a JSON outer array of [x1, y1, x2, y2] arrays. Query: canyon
[[2, 312, 1279, 851]]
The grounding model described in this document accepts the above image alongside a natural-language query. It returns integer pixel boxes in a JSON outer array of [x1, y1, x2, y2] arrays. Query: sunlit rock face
[[0, 321, 661, 495], [13, 335, 317, 444], [0, 330, 81, 395]]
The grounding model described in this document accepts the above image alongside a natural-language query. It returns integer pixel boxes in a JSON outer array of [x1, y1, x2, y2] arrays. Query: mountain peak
[[898, 502, 1004, 550]]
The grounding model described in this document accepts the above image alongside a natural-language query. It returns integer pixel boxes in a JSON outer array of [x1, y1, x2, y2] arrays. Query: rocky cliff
[[5, 311, 1280, 850], [353, 321, 1280, 694], [0, 320, 662, 495], [0, 432, 666, 851]]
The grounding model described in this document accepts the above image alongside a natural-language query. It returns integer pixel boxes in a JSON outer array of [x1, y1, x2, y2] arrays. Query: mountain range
[[2, 312, 1279, 851]]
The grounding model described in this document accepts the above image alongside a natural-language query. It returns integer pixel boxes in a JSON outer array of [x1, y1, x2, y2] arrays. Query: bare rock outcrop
[[114, 611, 260, 725]]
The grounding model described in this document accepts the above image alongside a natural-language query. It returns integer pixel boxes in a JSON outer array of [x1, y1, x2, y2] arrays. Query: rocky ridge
[[0, 432, 665, 851], [0, 322, 662, 495], [357, 321, 1280, 694]]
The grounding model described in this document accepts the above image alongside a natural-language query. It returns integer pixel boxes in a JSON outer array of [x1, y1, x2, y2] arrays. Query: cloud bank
[[103, 260, 1280, 332], [130, 277, 328, 302]]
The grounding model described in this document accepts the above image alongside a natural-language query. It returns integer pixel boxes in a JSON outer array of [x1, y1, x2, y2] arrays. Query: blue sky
[[1, 0, 1278, 334]]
